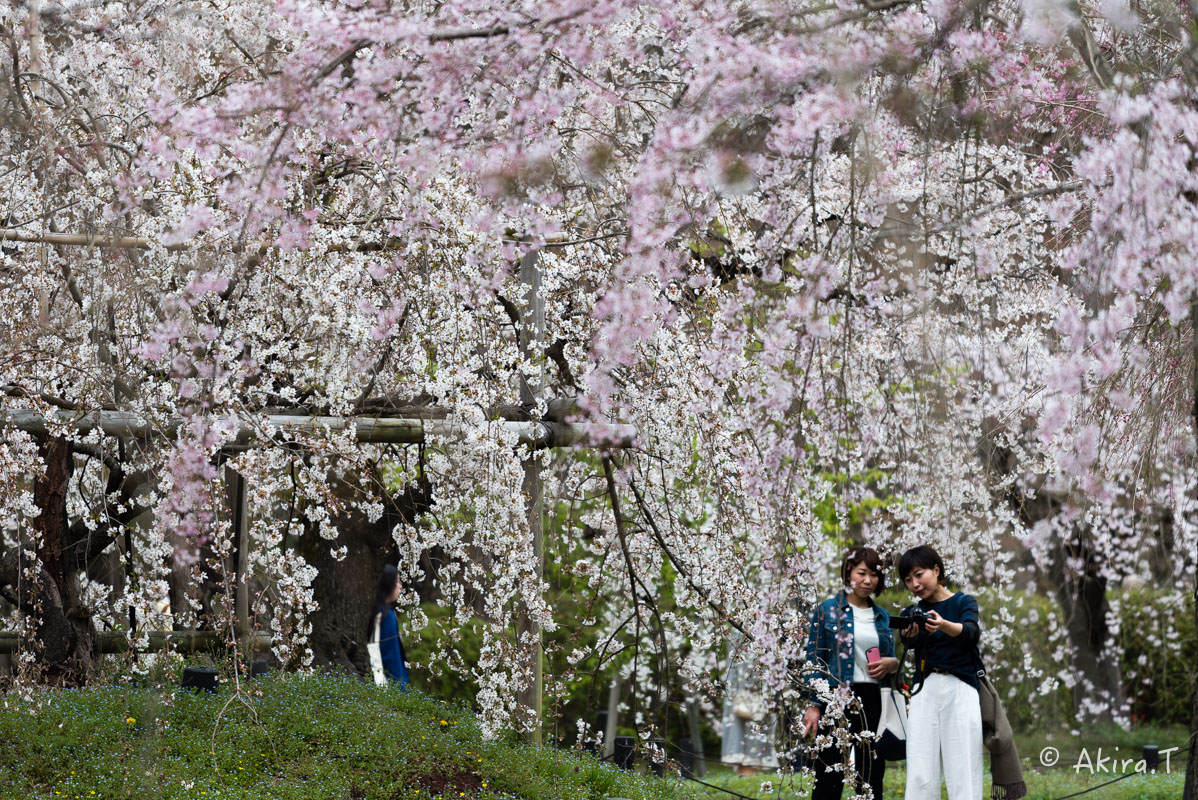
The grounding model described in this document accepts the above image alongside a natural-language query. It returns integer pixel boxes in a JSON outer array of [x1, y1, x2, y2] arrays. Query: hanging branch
[[601, 455, 677, 738], [627, 477, 746, 637]]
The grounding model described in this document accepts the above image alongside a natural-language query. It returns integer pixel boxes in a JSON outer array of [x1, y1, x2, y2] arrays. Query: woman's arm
[[924, 594, 980, 643], [955, 594, 981, 643], [869, 608, 900, 678], [803, 605, 825, 664]]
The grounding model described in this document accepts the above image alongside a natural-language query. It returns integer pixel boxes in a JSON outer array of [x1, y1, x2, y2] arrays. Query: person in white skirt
[[897, 545, 984, 800], [721, 630, 779, 775]]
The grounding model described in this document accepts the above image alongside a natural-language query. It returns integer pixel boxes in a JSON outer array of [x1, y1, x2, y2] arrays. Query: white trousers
[[905, 672, 983, 800]]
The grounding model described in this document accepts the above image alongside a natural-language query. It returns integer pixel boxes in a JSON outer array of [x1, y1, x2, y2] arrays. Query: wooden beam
[[0, 227, 616, 254], [0, 630, 272, 655], [0, 408, 637, 449], [0, 228, 163, 250]]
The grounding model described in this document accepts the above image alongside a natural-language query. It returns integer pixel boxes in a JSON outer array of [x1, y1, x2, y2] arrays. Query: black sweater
[[901, 592, 982, 688]]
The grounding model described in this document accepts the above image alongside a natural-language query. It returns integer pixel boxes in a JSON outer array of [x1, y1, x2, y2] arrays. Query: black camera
[[888, 609, 930, 629]]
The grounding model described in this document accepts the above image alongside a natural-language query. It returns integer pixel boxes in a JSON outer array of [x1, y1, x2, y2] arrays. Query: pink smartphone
[[866, 647, 881, 663]]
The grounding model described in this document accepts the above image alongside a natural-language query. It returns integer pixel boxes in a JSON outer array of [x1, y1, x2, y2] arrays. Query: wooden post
[[519, 460, 544, 742], [687, 698, 707, 777], [604, 675, 621, 759], [224, 466, 251, 664], [517, 249, 546, 744]]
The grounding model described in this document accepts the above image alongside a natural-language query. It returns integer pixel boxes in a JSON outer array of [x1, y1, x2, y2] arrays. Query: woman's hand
[[924, 610, 963, 637], [867, 656, 899, 679], [802, 706, 821, 738]]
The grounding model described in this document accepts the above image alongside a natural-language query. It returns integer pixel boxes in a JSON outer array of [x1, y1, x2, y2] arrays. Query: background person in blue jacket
[[372, 564, 411, 687], [801, 546, 899, 800]]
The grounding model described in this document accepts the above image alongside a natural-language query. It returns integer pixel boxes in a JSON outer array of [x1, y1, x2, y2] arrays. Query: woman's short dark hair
[[841, 546, 886, 592], [897, 545, 946, 584]]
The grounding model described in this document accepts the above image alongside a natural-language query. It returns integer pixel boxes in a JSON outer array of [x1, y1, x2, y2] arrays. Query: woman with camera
[[801, 546, 899, 800], [897, 545, 983, 800]]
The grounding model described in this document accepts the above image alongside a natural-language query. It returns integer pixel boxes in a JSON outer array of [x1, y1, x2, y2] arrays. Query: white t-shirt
[[851, 603, 880, 684]]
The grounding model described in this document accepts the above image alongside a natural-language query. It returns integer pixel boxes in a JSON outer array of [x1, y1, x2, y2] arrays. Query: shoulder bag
[[367, 612, 386, 685]]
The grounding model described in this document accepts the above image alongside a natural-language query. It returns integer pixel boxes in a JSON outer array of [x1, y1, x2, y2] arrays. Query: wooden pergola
[[0, 228, 636, 746], [0, 404, 637, 741]]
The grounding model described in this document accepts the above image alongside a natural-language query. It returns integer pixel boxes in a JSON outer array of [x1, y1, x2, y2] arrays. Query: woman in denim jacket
[[802, 547, 898, 800]]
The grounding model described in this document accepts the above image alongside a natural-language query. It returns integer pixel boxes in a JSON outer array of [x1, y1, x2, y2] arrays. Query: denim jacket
[[802, 590, 895, 709]]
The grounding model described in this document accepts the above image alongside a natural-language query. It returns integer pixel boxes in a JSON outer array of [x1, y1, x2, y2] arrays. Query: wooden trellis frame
[[0, 630, 271, 655], [1, 228, 636, 745]]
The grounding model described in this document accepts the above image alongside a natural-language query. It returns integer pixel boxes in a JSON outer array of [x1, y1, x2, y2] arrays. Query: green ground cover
[[0, 673, 1186, 800], [0, 673, 683, 800], [687, 759, 1184, 800], [685, 723, 1188, 800]]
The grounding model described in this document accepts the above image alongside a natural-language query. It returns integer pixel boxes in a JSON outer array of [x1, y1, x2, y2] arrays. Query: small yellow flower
[[440, 720, 448, 726], [125, 717, 136, 724]]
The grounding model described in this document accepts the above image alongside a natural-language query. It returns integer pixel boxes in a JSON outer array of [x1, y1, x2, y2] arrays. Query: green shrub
[[1115, 586, 1196, 727], [974, 588, 1075, 731]]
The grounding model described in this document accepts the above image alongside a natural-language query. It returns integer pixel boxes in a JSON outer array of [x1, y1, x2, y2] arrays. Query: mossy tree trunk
[[1184, 300, 1198, 800], [1185, 582, 1197, 800], [301, 473, 433, 675], [1051, 541, 1124, 723], [29, 435, 97, 684]]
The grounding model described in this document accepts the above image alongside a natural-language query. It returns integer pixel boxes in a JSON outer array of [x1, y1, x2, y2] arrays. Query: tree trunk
[[1185, 299, 1198, 800], [1185, 582, 1197, 800], [1050, 539, 1124, 723], [983, 423, 1125, 721], [302, 515, 396, 674], [31, 435, 97, 684], [301, 475, 433, 674]]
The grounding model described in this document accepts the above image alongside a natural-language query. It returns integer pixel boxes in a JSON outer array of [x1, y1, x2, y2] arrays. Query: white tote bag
[[875, 686, 908, 760], [367, 612, 386, 685]]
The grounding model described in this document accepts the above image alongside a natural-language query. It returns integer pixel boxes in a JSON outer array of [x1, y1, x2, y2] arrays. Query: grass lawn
[[0, 674, 1186, 800], [679, 723, 1188, 800], [683, 761, 1184, 799], [0, 673, 686, 800]]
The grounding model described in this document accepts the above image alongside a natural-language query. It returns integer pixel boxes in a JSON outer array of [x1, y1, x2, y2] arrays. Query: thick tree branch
[[1067, 6, 1114, 89]]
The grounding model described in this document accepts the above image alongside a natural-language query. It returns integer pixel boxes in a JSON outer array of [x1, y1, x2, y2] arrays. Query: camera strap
[[896, 637, 930, 699]]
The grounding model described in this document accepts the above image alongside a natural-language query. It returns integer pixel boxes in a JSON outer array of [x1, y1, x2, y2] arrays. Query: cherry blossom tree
[[1, 0, 1196, 771]]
